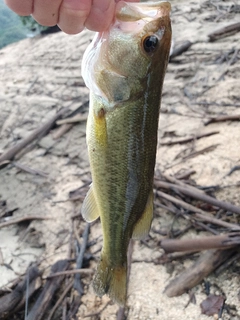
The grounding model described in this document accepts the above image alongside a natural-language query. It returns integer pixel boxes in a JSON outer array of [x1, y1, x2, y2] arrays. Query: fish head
[[82, 1, 172, 104]]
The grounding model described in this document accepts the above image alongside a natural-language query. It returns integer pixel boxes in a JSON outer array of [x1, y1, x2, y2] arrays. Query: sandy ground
[[0, 0, 239, 319]]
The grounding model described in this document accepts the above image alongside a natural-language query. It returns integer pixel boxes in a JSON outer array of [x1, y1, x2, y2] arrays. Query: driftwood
[[208, 22, 240, 41], [0, 107, 68, 165], [164, 249, 236, 297], [26, 259, 69, 320]]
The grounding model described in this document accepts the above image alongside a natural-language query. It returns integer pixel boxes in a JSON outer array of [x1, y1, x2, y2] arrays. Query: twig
[[66, 296, 81, 320], [182, 144, 219, 160], [74, 223, 90, 295], [208, 22, 240, 41], [73, 220, 82, 248], [56, 113, 88, 125], [52, 101, 88, 139], [15, 276, 42, 313], [47, 280, 73, 320], [215, 251, 240, 276], [0, 266, 40, 315], [169, 40, 193, 61], [46, 268, 93, 279], [160, 233, 240, 253], [13, 162, 48, 177], [155, 180, 240, 215], [204, 114, 240, 125], [26, 260, 69, 320], [174, 169, 196, 180], [226, 165, 240, 176], [0, 107, 68, 165], [160, 131, 219, 146], [52, 123, 74, 140], [194, 101, 240, 108], [156, 190, 240, 230], [164, 249, 236, 297], [0, 215, 51, 229], [84, 301, 111, 318], [156, 174, 205, 194]]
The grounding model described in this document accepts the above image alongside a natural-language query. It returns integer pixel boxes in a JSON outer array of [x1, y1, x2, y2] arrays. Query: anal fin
[[132, 191, 153, 240], [81, 185, 100, 222]]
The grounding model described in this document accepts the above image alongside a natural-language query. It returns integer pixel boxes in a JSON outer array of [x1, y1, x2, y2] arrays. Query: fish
[[81, 0, 172, 306]]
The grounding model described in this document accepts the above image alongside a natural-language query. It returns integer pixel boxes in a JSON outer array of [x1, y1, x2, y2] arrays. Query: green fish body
[[81, 1, 172, 305]]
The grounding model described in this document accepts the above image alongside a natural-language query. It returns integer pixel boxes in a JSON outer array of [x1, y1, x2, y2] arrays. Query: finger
[[58, 0, 92, 35], [32, 0, 62, 27], [85, 0, 115, 32], [4, 0, 33, 16], [115, 0, 140, 2]]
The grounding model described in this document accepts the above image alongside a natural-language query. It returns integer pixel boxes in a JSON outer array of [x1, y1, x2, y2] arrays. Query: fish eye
[[142, 35, 158, 53]]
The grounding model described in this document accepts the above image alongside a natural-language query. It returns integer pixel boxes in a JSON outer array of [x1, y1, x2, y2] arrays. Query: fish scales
[[81, 1, 172, 305]]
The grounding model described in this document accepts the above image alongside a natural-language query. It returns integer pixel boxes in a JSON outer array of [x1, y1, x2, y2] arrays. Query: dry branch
[[13, 162, 48, 177], [52, 102, 88, 139], [52, 123, 74, 140], [26, 259, 69, 320], [0, 215, 50, 229], [160, 233, 240, 253], [156, 190, 240, 230], [155, 180, 240, 215], [56, 113, 88, 125], [53, 113, 88, 140], [160, 131, 219, 146], [164, 249, 236, 297], [74, 223, 90, 295], [169, 40, 193, 61], [47, 280, 73, 320], [208, 22, 240, 41], [182, 144, 219, 160], [0, 266, 40, 318], [0, 108, 68, 165], [14, 276, 42, 313], [204, 114, 240, 125], [46, 268, 93, 279]]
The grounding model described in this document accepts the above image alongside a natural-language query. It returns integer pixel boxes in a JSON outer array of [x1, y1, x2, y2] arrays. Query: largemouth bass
[[81, 1, 171, 305]]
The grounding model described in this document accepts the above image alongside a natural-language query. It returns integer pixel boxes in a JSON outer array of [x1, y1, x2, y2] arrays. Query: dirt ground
[[0, 0, 239, 319]]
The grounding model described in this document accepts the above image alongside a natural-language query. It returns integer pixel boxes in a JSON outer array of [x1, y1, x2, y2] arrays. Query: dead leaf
[[200, 294, 225, 316]]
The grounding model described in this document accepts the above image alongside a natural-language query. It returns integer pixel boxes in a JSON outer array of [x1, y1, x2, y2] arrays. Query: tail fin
[[93, 252, 127, 306]]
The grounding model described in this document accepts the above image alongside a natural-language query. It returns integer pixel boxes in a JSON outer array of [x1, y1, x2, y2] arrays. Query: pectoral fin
[[81, 185, 100, 222], [132, 191, 154, 240]]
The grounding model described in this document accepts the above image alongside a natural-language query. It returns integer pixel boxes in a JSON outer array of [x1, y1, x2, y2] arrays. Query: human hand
[[4, 0, 139, 34]]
